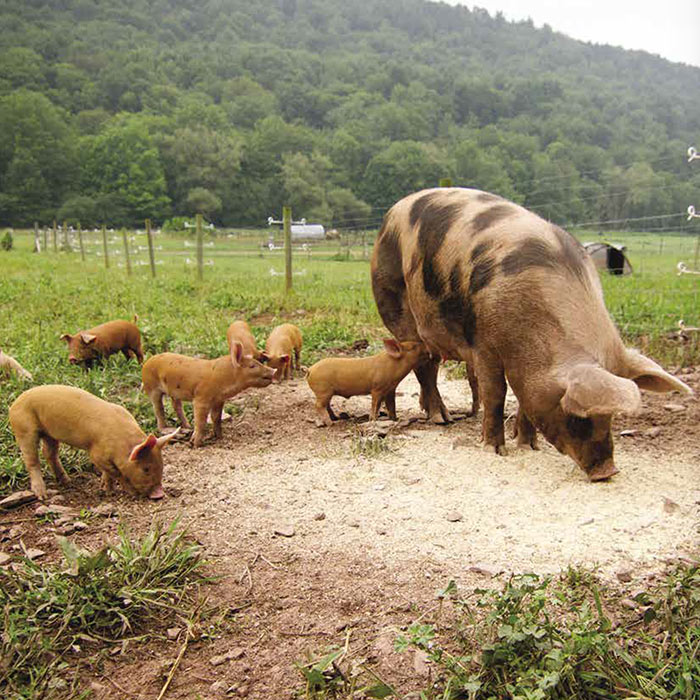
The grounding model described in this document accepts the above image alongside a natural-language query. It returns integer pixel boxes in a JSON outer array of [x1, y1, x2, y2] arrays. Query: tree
[[185, 187, 222, 218], [0, 91, 77, 225], [83, 115, 170, 224]]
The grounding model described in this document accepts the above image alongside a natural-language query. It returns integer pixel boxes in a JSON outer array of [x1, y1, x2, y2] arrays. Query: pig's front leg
[[191, 399, 210, 447], [210, 401, 224, 439], [100, 471, 115, 494], [513, 407, 539, 450], [475, 355, 508, 455], [384, 390, 397, 420], [171, 398, 191, 429], [415, 357, 452, 424]]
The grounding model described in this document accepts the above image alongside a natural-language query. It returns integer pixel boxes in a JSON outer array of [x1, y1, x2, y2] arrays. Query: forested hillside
[[1, 0, 699, 229]]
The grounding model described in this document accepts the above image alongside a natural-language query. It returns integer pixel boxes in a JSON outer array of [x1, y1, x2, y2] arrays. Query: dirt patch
[[2, 368, 698, 698]]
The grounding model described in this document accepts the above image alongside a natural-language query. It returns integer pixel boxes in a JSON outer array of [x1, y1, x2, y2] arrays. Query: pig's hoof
[[516, 438, 539, 451], [486, 443, 508, 456], [588, 462, 619, 482], [32, 485, 48, 501]]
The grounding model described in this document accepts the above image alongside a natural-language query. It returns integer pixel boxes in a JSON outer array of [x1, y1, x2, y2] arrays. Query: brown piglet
[[0, 348, 33, 381], [264, 323, 303, 380], [61, 318, 143, 366], [307, 339, 427, 426], [226, 320, 262, 360], [9, 385, 179, 501], [141, 343, 275, 447]]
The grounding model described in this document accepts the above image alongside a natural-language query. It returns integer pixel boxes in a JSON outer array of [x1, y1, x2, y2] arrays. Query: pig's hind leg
[[415, 357, 452, 424], [191, 400, 210, 447], [171, 398, 192, 429], [147, 389, 170, 432], [16, 432, 48, 500], [42, 436, 70, 486], [314, 394, 335, 427], [209, 401, 224, 439], [384, 390, 398, 420]]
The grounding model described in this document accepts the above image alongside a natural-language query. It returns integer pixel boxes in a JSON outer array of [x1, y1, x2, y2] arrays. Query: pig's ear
[[281, 354, 291, 365], [156, 427, 180, 448], [230, 341, 243, 368], [383, 338, 402, 359], [624, 349, 693, 394], [561, 364, 641, 417], [80, 333, 97, 345], [129, 434, 158, 461], [60, 333, 72, 343]]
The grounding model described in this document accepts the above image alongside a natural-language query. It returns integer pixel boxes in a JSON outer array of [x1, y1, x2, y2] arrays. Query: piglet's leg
[[384, 390, 397, 420], [475, 354, 508, 456], [42, 437, 70, 486], [191, 400, 210, 447], [294, 348, 301, 371], [171, 398, 191, 429], [370, 391, 382, 421], [148, 389, 169, 432], [314, 395, 334, 427], [17, 434, 48, 500], [210, 401, 224, 440]]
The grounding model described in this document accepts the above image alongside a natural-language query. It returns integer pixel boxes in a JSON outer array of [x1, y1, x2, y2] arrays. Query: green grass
[[296, 562, 700, 699], [0, 519, 207, 699], [0, 228, 697, 495]]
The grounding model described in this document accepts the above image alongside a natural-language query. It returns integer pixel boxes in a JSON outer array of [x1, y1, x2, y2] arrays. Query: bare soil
[[2, 367, 698, 699]]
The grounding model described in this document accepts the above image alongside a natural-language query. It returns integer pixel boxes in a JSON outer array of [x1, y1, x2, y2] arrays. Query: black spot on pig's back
[[411, 193, 464, 298], [372, 222, 407, 332]]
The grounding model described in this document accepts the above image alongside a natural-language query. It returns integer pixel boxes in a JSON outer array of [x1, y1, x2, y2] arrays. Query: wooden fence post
[[33, 222, 40, 252], [196, 214, 203, 281], [283, 206, 292, 292], [78, 222, 85, 261], [52, 220, 57, 252], [122, 229, 132, 276], [146, 218, 156, 278], [102, 225, 109, 269], [42, 225, 47, 252], [62, 220, 69, 251]]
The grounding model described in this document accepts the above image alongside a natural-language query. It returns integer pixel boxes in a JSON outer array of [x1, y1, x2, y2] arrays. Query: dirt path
[[3, 368, 698, 698]]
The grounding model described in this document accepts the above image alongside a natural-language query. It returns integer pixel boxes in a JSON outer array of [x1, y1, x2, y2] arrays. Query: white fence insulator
[[687, 205, 699, 220], [677, 262, 700, 276], [688, 146, 699, 162]]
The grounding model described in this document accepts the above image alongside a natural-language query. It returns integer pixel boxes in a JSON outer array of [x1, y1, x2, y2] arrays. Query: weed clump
[[0, 519, 207, 697]]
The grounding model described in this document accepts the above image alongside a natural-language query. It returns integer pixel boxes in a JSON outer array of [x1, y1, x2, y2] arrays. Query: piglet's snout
[[148, 484, 165, 500]]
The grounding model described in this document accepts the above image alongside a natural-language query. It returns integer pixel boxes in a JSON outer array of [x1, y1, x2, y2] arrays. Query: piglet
[[227, 320, 262, 360], [142, 342, 275, 447], [60, 318, 143, 366], [9, 385, 178, 501], [264, 323, 303, 380], [0, 348, 33, 381], [307, 339, 427, 426]]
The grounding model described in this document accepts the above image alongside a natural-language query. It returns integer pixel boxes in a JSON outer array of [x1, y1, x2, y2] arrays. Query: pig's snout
[[586, 459, 619, 482], [148, 484, 165, 500], [69, 357, 78, 364]]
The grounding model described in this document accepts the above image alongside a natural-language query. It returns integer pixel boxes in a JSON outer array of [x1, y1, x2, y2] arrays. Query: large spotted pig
[[371, 187, 691, 481]]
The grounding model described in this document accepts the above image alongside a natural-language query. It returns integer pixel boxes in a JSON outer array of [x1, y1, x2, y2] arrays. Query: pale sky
[[445, 1, 700, 68]]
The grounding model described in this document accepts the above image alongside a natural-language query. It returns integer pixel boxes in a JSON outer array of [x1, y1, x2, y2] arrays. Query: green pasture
[[0, 228, 698, 495]]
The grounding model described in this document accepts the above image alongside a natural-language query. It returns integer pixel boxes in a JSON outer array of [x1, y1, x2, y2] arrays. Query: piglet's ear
[[129, 434, 158, 461], [230, 341, 243, 368], [383, 338, 402, 359], [561, 364, 641, 418], [80, 333, 97, 345], [60, 333, 72, 343], [156, 427, 180, 448], [624, 349, 693, 394]]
